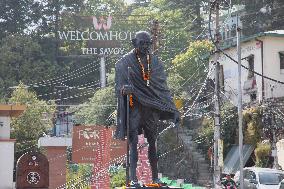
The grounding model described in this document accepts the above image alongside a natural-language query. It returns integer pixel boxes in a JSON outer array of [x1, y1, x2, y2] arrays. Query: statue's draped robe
[[115, 50, 179, 140]]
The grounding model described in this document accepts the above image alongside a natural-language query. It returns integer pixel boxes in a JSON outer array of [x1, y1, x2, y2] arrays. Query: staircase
[[178, 127, 213, 187]]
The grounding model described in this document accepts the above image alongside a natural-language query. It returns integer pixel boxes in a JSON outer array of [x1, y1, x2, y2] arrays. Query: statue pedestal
[[116, 186, 182, 189]]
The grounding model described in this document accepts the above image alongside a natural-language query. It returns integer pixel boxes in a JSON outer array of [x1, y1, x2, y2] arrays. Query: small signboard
[[72, 125, 126, 164], [16, 152, 49, 189]]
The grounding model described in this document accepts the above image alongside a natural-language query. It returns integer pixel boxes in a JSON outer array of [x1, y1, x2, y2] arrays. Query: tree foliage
[[74, 71, 116, 125], [0, 34, 56, 99], [243, 107, 262, 145], [74, 86, 116, 125], [254, 142, 271, 167], [66, 164, 92, 189], [110, 167, 126, 189], [9, 83, 56, 161], [241, 0, 284, 36], [170, 40, 213, 98]]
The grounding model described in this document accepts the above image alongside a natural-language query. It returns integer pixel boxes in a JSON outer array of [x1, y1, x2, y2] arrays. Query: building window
[[248, 55, 254, 79], [250, 93, 257, 101], [279, 52, 284, 72]]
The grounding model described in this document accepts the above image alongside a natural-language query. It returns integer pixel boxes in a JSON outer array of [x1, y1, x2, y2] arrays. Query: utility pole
[[237, 13, 244, 189], [100, 56, 106, 88], [151, 19, 160, 55], [213, 0, 221, 188], [54, 0, 60, 61], [270, 89, 279, 169]]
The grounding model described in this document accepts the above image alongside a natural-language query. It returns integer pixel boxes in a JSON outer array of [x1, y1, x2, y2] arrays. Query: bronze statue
[[115, 31, 179, 187]]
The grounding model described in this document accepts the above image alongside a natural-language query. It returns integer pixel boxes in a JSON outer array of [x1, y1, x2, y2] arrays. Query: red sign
[[72, 126, 126, 163], [72, 126, 104, 163]]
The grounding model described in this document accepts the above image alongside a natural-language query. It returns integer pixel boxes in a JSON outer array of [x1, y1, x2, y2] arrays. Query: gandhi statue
[[115, 31, 180, 186]]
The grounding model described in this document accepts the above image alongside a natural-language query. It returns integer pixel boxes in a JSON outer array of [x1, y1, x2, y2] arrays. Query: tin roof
[[221, 30, 284, 51], [223, 144, 255, 174]]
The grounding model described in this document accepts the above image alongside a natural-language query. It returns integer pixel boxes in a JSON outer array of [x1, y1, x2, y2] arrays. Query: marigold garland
[[129, 94, 134, 108], [135, 49, 151, 86]]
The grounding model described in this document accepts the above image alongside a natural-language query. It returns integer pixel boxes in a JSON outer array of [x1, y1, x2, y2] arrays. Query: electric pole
[[237, 13, 244, 189], [212, 1, 221, 188], [151, 19, 160, 55], [54, 0, 60, 61], [100, 56, 106, 88]]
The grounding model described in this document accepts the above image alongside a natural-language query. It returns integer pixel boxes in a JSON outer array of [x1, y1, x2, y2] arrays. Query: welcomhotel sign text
[[58, 30, 133, 41], [58, 16, 135, 55]]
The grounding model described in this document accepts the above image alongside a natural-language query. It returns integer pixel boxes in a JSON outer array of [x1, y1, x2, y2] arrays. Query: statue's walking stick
[[126, 66, 131, 186]]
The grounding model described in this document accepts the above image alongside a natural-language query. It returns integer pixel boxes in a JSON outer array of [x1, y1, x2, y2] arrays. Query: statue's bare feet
[[130, 180, 141, 187], [152, 178, 166, 186]]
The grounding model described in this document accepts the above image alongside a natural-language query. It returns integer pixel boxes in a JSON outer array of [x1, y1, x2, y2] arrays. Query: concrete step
[[198, 164, 209, 169], [192, 152, 204, 158], [192, 152, 203, 157], [197, 179, 213, 186], [198, 168, 211, 173], [192, 158, 206, 163], [186, 142, 197, 147], [198, 172, 213, 179]]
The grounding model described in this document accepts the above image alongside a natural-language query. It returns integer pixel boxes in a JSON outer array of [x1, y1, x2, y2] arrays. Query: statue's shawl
[[114, 50, 178, 139]]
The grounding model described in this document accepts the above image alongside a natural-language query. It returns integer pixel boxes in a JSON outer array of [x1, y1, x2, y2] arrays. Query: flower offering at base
[[115, 186, 183, 189]]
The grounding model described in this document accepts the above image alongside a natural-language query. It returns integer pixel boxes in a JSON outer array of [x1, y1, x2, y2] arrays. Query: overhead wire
[[28, 61, 101, 88], [208, 0, 284, 85]]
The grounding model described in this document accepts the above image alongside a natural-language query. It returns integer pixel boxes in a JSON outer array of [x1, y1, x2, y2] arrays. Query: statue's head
[[132, 31, 152, 55]]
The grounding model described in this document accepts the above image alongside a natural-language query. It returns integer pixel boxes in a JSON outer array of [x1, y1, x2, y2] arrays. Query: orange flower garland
[[129, 94, 134, 108], [135, 49, 151, 86]]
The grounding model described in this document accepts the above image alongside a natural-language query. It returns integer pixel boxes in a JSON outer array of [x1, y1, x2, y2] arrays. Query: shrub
[[254, 142, 271, 167]]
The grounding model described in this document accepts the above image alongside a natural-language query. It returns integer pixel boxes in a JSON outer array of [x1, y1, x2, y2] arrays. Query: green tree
[[0, 34, 56, 100], [9, 83, 56, 163], [74, 86, 116, 125], [243, 107, 262, 145], [129, 0, 200, 62], [171, 40, 213, 92], [241, 0, 284, 36], [0, 0, 35, 39], [110, 167, 126, 188], [66, 164, 92, 189], [254, 142, 271, 167], [74, 71, 116, 125]]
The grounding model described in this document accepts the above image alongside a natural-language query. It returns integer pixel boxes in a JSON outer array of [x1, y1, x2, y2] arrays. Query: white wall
[[0, 141, 15, 189], [262, 36, 284, 99], [0, 116, 11, 139], [214, 39, 262, 105], [211, 35, 284, 105]]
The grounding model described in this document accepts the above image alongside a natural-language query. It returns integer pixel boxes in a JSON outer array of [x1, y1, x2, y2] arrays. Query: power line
[[28, 61, 100, 88], [208, 1, 284, 85]]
